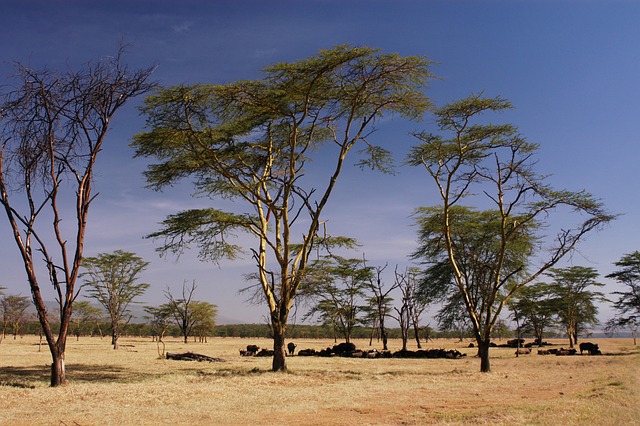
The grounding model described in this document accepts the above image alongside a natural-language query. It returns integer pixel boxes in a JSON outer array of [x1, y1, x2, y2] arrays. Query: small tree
[[606, 251, 640, 345], [408, 95, 615, 372], [391, 267, 423, 351], [191, 301, 218, 343], [144, 304, 173, 342], [1, 295, 31, 339], [165, 281, 198, 344], [547, 266, 605, 348], [508, 282, 556, 345], [0, 47, 155, 385], [70, 301, 103, 340], [82, 250, 150, 349], [303, 255, 371, 344], [132, 45, 433, 371], [365, 264, 397, 350]]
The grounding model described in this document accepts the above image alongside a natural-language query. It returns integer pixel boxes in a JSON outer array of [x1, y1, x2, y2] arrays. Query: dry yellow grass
[[0, 336, 637, 425]]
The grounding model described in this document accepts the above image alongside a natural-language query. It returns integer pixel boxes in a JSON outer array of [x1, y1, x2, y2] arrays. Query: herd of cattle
[[239, 341, 602, 359], [515, 341, 602, 356]]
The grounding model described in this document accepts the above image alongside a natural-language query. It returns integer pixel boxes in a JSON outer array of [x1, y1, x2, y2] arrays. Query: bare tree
[[392, 267, 423, 351], [366, 264, 397, 350], [0, 46, 156, 385], [166, 281, 198, 344]]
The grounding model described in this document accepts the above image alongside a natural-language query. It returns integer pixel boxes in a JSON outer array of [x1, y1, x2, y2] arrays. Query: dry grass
[[0, 336, 637, 425]]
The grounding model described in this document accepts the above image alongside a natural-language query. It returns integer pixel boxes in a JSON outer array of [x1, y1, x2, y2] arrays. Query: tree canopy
[[132, 45, 434, 371], [606, 251, 640, 333], [408, 94, 615, 372], [81, 250, 150, 349]]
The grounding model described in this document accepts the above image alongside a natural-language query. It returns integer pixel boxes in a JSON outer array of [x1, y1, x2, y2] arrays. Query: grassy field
[[0, 336, 637, 425]]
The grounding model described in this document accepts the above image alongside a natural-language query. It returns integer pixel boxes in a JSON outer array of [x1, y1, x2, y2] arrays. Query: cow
[[579, 342, 601, 355], [515, 347, 531, 355], [287, 342, 297, 356]]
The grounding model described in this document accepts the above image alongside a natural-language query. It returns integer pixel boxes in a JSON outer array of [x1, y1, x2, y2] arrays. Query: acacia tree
[[0, 49, 155, 385], [1, 294, 30, 339], [82, 250, 150, 349], [144, 304, 174, 342], [132, 45, 433, 371], [302, 255, 371, 343], [191, 301, 218, 343], [70, 300, 103, 341], [546, 266, 604, 348], [507, 282, 556, 346], [606, 251, 640, 344], [408, 95, 615, 372]]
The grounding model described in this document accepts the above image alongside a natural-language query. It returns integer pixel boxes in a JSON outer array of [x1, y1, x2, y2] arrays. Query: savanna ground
[[0, 335, 637, 425]]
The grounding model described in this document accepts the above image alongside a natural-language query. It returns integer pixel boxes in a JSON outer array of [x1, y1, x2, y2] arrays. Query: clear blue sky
[[1, 0, 637, 325]]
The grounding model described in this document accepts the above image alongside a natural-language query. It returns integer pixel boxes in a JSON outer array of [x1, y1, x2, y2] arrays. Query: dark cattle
[[579, 342, 601, 355], [246, 344, 260, 353], [556, 348, 577, 356], [506, 338, 525, 348], [515, 348, 531, 355], [287, 342, 297, 356], [333, 342, 356, 356], [297, 348, 316, 356]]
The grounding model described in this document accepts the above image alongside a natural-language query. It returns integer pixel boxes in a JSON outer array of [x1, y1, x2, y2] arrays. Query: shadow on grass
[[0, 363, 143, 387]]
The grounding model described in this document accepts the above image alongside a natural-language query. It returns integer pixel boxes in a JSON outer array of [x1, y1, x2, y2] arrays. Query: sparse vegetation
[[0, 336, 637, 425]]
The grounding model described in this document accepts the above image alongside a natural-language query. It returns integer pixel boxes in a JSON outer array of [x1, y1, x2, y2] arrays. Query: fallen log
[[166, 352, 225, 362]]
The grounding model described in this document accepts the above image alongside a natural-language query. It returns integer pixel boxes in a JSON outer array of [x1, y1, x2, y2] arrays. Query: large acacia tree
[[0, 48, 156, 385], [408, 95, 615, 372], [132, 45, 433, 371]]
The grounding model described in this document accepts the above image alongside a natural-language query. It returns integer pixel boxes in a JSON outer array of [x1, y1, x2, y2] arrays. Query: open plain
[[0, 336, 637, 425]]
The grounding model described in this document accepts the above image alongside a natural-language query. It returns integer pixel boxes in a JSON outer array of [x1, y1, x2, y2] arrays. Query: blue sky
[[1, 0, 638, 325]]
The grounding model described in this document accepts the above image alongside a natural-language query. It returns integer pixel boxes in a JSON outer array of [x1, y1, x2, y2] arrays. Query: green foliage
[[302, 255, 373, 343], [546, 266, 605, 346], [606, 251, 640, 330], [81, 250, 150, 347], [1, 294, 31, 338], [508, 282, 557, 343], [70, 301, 103, 339], [412, 206, 535, 331], [132, 45, 434, 370], [409, 94, 615, 372]]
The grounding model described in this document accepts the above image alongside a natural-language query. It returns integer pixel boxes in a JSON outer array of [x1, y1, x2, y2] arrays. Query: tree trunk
[[272, 322, 287, 372], [413, 323, 422, 349], [50, 350, 66, 387], [112, 332, 119, 350], [478, 339, 491, 373], [380, 317, 389, 350]]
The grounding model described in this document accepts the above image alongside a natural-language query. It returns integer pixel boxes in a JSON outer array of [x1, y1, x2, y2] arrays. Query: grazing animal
[[579, 342, 601, 355], [515, 347, 531, 355], [287, 342, 297, 356]]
